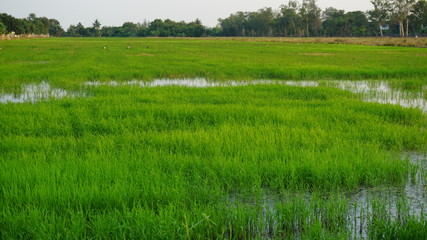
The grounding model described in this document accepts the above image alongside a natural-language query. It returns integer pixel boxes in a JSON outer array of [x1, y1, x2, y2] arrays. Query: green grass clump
[[1, 85, 426, 238]]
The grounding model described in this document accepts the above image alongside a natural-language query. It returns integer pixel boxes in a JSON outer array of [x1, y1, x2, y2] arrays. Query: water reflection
[[325, 81, 427, 113], [0, 82, 81, 103], [85, 79, 285, 88], [227, 152, 426, 239], [2, 79, 426, 114], [85, 79, 426, 112], [347, 152, 427, 239]]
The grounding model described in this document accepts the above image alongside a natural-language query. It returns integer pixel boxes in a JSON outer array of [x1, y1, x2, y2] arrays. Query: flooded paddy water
[[1, 79, 426, 238], [2, 79, 426, 113], [226, 152, 426, 239], [0, 81, 82, 103]]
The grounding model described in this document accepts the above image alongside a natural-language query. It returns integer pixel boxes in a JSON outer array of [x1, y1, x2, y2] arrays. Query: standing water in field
[[226, 152, 427, 238], [346, 152, 427, 239], [0, 82, 82, 103], [324, 81, 427, 113], [85, 79, 426, 113], [2, 79, 427, 113]]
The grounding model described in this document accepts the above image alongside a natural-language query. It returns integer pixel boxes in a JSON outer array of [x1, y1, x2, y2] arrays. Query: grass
[[0, 38, 426, 90], [1, 85, 427, 239], [1, 38, 427, 239], [206, 37, 427, 48]]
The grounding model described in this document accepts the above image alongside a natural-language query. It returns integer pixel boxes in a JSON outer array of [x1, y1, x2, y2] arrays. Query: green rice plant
[[1, 38, 427, 238], [0, 38, 426, 89]]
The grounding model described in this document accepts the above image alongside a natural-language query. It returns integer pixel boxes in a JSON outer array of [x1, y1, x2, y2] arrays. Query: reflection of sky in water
[[227, 152, 426, 239], [327, 80, 427, 113], [85, 79, 427, 113], [346, 152, 427, 239], [2, 80, 426, 113], [0, 82, 78, 103]]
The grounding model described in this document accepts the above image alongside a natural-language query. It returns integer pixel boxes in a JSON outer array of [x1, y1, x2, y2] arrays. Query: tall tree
[[218, 12, 247, 36], [187, 19, 206, 37], [369, 0, 392, 36], [300, 0, 322, 36], [48, 19, 64, 36], [393, 0, 416, 37], [92, 19, 101, 37], [278, 1, 303, 36], [322, 7, 346, 36], [0, 20, 7, 34], [245, 8, 275, 37], [410, 0, 427, 35]]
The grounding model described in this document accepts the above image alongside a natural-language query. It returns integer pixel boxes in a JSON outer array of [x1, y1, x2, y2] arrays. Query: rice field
[[1, 38, 427, 239]]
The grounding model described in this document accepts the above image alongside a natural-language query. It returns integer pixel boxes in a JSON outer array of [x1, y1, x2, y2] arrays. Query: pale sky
[[1, 0, 373, 29]]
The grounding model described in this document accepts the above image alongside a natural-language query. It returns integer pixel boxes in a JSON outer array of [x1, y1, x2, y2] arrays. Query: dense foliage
[[0, 13, 63, 36], [1, 0, 427, 37], [219, 0, 427, 37]]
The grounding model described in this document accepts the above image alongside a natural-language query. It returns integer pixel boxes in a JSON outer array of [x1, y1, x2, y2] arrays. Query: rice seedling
[[1, 38, 426, 239]]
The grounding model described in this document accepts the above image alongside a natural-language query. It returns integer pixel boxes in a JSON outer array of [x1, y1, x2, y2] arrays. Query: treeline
[[65, 19, 211, 37], [0, 13, 63, 36], [219, 0, 427, 37], [1, 0, 426, 37]]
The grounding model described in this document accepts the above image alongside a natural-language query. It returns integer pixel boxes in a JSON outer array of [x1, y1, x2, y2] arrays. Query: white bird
[[127, 46, 131, 49]]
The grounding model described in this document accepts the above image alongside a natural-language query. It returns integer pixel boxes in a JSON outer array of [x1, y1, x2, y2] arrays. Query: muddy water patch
[[0, 82, 83, 103]]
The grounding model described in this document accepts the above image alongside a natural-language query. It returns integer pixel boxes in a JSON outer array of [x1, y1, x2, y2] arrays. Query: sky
[[2, 0, 373, 29]]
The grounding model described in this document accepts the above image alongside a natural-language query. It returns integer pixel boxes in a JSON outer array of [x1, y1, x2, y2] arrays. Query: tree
[[92, 19, 101, 37], [26, 13, 46, 34], [48, 19, 64, 36], [369, 0, 392, 36], [218, 12, 247, 36], [242, 8, 274, 37], [1, 13, 25, 34], [0, 20, 7, 34], [277, 1, 303, 36], [410, 0, 427, 35], [322, 7, 346, 36], [300, 0, 322, 36], [77, 23, 88, 36], [121, 22, 138, 37], [392, 0, 416, 37], [346, 11, 370, 36], [187, 19, 206, 37]]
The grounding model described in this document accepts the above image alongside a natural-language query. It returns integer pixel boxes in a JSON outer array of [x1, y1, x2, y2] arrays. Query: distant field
[[0, 37, 426, 89], [205, 37, 427, 48], [1, 38, 427, 239]]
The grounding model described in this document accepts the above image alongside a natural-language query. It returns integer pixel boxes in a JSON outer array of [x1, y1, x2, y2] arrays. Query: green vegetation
[[0, 38, 426, 90], [2, 0, 427, 37], [1, 38, 427, 238], [1, 84, 427, 238]]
